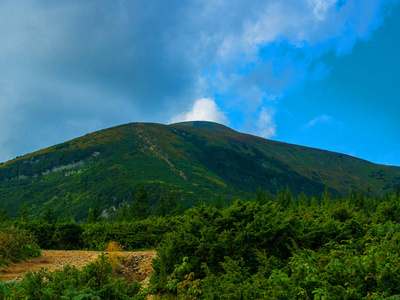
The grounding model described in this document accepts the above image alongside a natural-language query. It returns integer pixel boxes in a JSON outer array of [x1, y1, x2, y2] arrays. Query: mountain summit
[[0, 121, 399, 219]]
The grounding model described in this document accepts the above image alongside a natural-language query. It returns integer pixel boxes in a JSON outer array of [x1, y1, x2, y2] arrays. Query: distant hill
[[0, 121, 399, 220]]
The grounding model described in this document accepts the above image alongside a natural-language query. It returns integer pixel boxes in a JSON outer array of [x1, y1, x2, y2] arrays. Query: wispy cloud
[[301, 114, 343, 130]]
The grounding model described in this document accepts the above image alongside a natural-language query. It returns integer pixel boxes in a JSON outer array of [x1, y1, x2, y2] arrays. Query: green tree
[[284, 186, 293, 207], [255, 187, 265, 205], [323, 183, 331, 204], [20, 202, 29, 222], [211, 196, 224, 210], [43, 206, 57, 224], [276, 186, 293, 208], [87, 202, 101, 223], [297, 192, 309, 207], [131, 184, 150, 220], [356, 191, 366, 209], [156, 192, 168, 217], [0, 204, 9, 222], [166, 189, 178, 214], [265, 189, 272, 203], [116, 201, 130, 222], [348, 188, 357, 204]]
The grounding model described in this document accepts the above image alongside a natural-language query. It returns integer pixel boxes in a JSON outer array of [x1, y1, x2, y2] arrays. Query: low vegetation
[[150, 189, 400, 299], [1, 186, 400, 299], [0, 253, 145, 299]]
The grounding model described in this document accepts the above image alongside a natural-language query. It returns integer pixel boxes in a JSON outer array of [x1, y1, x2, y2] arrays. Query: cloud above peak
[[170, 98, 229, 125]]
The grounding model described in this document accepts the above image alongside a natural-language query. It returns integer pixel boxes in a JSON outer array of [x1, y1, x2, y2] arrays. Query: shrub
[[54, 223, 84, 250], [0, 253, 145, 299], [0, 225, 41, 267]]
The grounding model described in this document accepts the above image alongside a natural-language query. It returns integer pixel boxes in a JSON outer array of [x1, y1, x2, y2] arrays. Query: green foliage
[[150, 191, 400, 299], [157, 190, 179, 217], [43, 206, 57, 224], [87, 202, 102, 223], [13, 215, 185, 252], [116, 201, 130, 222], [0, 225, 41, 267], [156, 193, 169, 217], [3, 186, 400, 299], [15, 220, 57, 249], [0, 204, 9, 222], [254, 187, 265, 205], [132, 184, 150, 220], [19, 202, 29, 222], [81, 217, 184, 251], [0, 253, 144, 299], [54, 223, 84, 250]]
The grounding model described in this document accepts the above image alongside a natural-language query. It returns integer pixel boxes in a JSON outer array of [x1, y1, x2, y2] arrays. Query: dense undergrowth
[[150, 192, 400, 299], [2, 188, 400, 299]]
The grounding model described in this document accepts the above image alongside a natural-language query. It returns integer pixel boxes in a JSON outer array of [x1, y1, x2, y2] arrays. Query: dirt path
[[0, 249, 156, 283]]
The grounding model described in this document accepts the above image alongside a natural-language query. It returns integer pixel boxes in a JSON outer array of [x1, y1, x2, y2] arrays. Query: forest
[[1, 185, 400, 299]]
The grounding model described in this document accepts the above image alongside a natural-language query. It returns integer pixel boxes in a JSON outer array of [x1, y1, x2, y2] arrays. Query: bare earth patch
[[0, 249, 156, 283]]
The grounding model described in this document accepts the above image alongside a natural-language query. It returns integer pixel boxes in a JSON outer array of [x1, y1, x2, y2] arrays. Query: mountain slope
[[0, 121, 399, 219]]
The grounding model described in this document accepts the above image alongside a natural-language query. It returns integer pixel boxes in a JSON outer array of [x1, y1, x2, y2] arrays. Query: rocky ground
[[0, 249, 156, 283]]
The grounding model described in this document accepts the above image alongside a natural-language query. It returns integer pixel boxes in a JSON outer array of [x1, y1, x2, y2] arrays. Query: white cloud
[[170, 98, 229, 125], [256, 107, 277, 138]]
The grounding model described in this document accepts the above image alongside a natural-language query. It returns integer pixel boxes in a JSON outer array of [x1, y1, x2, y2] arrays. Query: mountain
[[0, 121, 399, 220]]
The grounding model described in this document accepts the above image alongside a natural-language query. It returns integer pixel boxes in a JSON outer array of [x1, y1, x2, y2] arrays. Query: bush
[[14, 221, 57, 249], [54, 223, 84, 250], [0, 253, 145, 299], [0, 225, 41, 267]]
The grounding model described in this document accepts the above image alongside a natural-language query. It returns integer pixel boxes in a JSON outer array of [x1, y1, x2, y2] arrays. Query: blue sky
[[0, 0, 399, 166], [273, 3, 400, 166]]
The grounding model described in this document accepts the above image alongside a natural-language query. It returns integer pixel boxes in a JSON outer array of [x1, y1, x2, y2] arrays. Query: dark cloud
[[0, 0, 397, 161]]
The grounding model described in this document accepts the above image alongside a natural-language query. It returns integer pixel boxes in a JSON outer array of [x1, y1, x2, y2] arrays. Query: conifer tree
[[284, 186, 293, 208], [156, 193, 168, 217], [275, 187, 285, 206], [265, 189, 272, 203], [43, 206, 57, 224], [132, 184, 150, 219], [310, 196, 319, 207], [20, 202, 29, 222], [166, 189, 177, 212], [349, 188, 357, 204], [323, 183, 331, 204], [87, 202, 101, 223], [0, 204, 9, 222], [117, 202, 130, 222], [255, 187, 265, 205], [298, 192, 309, 207], [356, 192, 366, 209], [213, 196, 224, 210]]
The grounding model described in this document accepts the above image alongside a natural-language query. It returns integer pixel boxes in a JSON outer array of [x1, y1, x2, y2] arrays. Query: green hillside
[[0, 121, 399, 220]]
